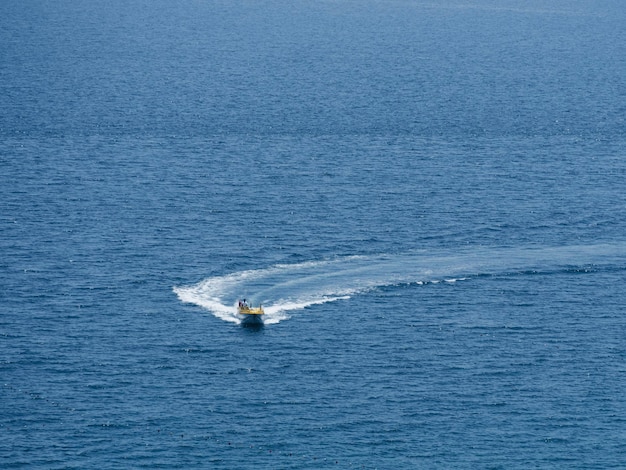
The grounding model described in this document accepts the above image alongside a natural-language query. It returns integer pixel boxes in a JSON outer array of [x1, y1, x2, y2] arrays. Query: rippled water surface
[[2, 1, 626, 468]]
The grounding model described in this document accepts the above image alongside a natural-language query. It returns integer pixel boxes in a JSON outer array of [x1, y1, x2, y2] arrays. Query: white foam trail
[[173, 287, 240, 324], [174, 242, 626, 325], [262, 295, 352, 324]]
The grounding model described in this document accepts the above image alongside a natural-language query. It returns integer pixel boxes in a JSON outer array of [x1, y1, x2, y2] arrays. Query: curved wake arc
[[173, 243, 626, 325]]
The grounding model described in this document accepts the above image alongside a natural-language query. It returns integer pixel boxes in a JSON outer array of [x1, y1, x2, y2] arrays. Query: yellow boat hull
[[238, 305, 264, 326], [237, 306, 264, 315]]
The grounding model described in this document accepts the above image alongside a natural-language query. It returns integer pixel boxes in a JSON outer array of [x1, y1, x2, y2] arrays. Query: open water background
[[2, 1, 626, 468]]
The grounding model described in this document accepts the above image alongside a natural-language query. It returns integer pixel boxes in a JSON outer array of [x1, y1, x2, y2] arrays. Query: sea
[[1, 1, 626, 468]]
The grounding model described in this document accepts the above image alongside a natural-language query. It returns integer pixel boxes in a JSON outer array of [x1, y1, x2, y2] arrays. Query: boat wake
[[173, 243, 626, 325]]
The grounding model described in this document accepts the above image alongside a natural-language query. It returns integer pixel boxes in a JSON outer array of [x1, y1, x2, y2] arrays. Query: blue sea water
[[2, 0, 626, 468]]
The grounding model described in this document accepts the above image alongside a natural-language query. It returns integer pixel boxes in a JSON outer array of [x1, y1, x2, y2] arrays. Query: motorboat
[[237, 300, 264, 325]]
